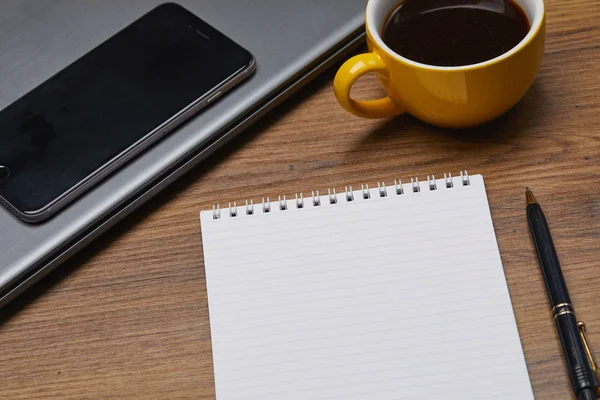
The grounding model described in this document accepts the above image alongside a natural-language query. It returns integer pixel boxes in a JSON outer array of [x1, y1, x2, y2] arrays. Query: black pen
[[526, 188, 599, 400]]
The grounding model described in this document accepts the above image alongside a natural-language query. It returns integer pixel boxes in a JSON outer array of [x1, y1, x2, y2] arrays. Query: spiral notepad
[[199, 172, 534, 400]]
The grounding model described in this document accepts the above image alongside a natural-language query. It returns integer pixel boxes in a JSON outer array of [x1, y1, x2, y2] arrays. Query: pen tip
[[526, 187, 537, 205]]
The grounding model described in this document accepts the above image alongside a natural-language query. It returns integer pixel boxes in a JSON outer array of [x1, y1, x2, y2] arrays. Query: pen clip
[[578, 321, 600, 396]]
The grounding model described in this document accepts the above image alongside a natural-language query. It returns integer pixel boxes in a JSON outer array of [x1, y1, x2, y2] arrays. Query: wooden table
[[2, 0, 600, 398]]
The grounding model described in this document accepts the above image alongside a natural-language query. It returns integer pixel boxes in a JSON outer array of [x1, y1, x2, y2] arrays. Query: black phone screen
[[0, 3, 254, 221]]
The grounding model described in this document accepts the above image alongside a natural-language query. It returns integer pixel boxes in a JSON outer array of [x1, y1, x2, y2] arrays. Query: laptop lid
[[0, 0, 365, 305]]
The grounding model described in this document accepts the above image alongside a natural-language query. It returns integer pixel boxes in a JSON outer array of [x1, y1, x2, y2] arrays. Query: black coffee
[[382, 0, 530, 67]]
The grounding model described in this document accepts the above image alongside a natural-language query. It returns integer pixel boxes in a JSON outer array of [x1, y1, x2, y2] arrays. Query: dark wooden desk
[[2, 0, 600, 398]]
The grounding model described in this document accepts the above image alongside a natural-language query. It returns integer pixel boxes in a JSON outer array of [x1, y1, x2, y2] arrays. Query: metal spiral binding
[[377, 182, 387, 197], [328, 188, 337, 204], [444, 173, 454, 188], [394, 179, 404, 195], [262, 197, 271, 213], [216, 171, 471, 219], [279, 195, 287, 211], [411, 177, 420, 192], [229, 202, 237, 217], [345, 186, 354, 202], [460, 170, 470, 186], [212, 204, 221, 220], [312, 191, 321, 206], [295, 193, 304, 208], [427, 175, 437, 191], [361, 184, 371, 199]]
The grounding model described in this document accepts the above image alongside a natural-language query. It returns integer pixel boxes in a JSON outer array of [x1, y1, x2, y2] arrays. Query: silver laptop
[[0, 0, 365, 307]]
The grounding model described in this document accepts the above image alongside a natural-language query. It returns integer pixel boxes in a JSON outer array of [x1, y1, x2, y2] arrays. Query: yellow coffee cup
[[334, 0, 545, 128]]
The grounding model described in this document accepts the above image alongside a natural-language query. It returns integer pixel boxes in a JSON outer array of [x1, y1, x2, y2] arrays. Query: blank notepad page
[[200, 174, 534, 400]]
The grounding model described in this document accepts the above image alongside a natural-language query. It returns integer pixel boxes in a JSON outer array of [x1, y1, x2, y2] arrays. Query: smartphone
[[0, 3, 255, 223]]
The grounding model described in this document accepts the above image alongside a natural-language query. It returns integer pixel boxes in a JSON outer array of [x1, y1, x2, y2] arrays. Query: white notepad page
[[200, 174, 534, 400]]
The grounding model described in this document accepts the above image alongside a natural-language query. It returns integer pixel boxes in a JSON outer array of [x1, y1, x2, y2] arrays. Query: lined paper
[[200, 174, 534, 400]]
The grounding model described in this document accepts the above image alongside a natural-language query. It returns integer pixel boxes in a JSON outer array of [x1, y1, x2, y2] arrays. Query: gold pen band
[[554, 310, 575, 319], [552, 302, 574, 319], [552, 302, 572, 313]]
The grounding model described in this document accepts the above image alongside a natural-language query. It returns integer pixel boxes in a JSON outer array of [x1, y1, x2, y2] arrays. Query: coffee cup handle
[[333, 52, 404, 118]]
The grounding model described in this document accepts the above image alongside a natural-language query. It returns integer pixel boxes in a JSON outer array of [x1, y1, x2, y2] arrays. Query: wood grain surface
[[2, 0, 600, 398]]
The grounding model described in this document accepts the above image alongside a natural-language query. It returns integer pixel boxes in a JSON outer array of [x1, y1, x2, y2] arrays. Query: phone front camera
[[0, 165, 10, 183]]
